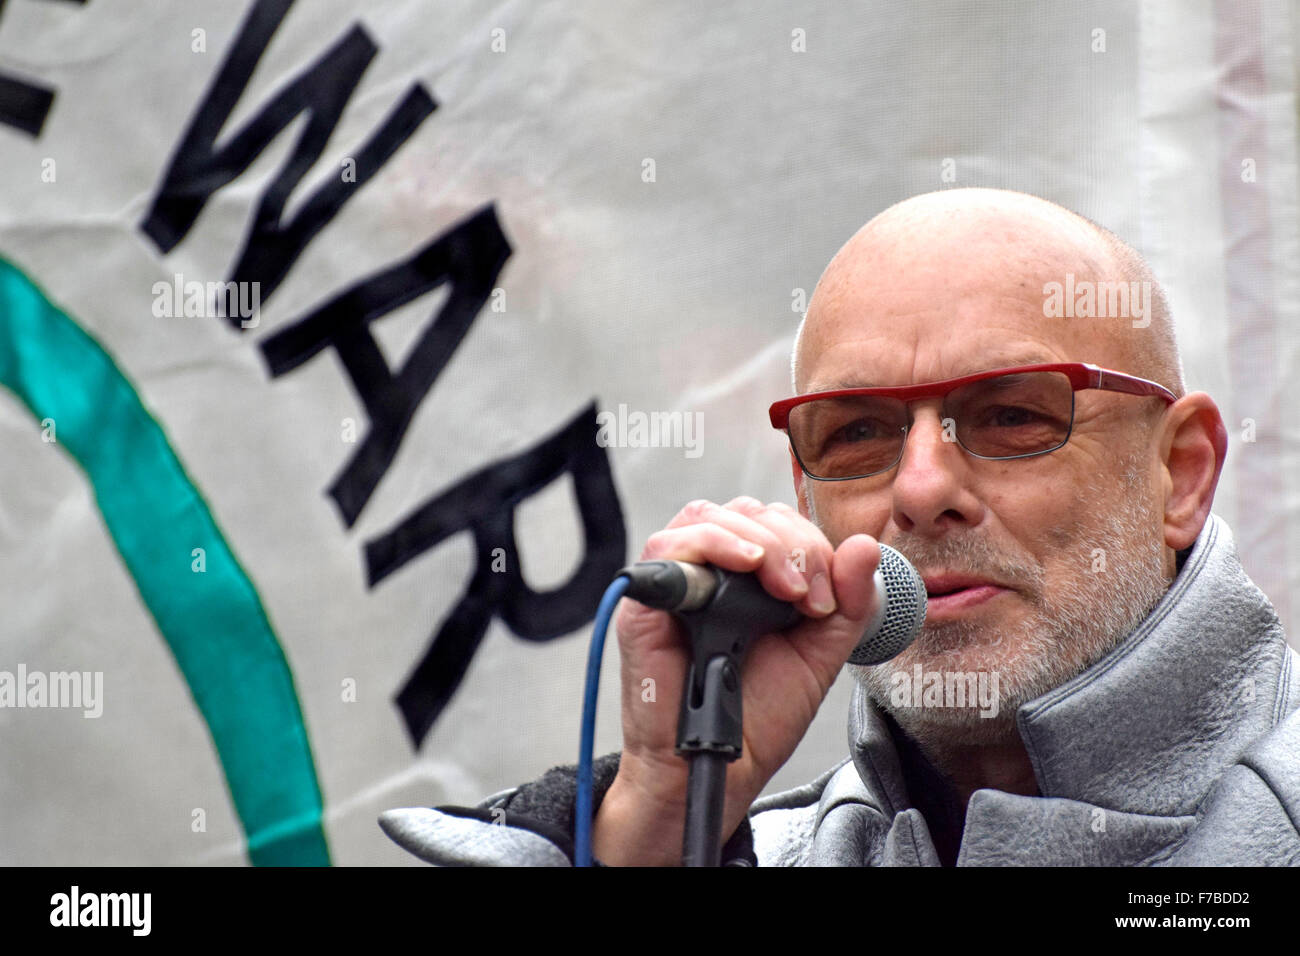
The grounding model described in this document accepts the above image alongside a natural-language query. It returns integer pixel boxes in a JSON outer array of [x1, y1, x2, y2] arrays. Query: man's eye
[[987, 405, 1040, 427], [830, 419, 884, 443]]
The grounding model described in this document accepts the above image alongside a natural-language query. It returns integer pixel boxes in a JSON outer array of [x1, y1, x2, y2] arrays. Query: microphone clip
[[619, 560, 802, 758], [619, 561, 800, 866], [671, 571, 801, 758]]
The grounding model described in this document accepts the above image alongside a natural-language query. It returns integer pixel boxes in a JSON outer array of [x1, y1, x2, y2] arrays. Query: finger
[[780, 534, 882, 685], [723, 498, 836, 617], [656, 503, 816, 603], [639, 523, 769, 574], [663, 498, 729, 531]]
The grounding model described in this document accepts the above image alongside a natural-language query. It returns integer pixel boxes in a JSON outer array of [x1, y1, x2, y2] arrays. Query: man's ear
[[791, 448, 810, 519], [1158, 392, 1228, 551]]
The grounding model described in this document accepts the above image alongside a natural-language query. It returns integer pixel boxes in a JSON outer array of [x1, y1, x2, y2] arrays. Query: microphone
[[620, 542, 927, 665]]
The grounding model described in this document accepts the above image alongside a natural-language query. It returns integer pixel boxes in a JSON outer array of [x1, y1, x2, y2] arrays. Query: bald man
[[381, 188, 1300, 867]]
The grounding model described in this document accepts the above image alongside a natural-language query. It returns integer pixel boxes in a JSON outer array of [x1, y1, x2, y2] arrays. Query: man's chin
[[851, 629, 1096, 748], [857, 663, 999, 736], [874, 615, 1044, 686], [887, 703, 1021, 747]]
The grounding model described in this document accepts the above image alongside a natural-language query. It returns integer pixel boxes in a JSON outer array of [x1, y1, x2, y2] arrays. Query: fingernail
[[809, 572, 836, 615], [741, 541, 765, 559]]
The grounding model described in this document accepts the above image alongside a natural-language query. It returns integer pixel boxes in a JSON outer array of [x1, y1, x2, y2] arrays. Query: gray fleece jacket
[[379, 512, 1300, 865]]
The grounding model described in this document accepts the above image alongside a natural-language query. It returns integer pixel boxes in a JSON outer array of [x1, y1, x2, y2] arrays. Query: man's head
[[788, 188, 1228, 748]]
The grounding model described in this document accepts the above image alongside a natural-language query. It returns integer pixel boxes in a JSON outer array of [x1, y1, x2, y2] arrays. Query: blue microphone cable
[[575, 573, 631, 867]]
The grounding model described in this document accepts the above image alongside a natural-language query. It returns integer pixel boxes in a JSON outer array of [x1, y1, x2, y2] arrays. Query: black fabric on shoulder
[[499, 750, 758, 866], [493, 751, 621, 866], [503, 751, 623, 830]]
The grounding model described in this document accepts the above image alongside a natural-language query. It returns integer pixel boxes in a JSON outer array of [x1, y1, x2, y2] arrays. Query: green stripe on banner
[[0, 258, 330, 866]]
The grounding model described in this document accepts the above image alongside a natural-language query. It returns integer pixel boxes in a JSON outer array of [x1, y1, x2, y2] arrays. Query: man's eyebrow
[[807, 353, 1060, 392]]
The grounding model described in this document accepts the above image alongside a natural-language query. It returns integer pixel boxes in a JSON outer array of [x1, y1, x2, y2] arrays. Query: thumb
[[830, 533, 882, 624], [789, 534, 881, 687]]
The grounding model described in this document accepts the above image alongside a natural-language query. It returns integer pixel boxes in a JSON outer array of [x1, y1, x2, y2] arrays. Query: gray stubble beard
[[807, 450, 1173, 750]]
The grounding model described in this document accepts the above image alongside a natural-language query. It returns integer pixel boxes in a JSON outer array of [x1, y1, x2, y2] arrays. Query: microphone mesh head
[[848, 543, 927, 666]]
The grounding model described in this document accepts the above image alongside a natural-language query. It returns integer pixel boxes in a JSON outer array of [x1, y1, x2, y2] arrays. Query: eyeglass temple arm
[[1084, 364, 1177, 403]]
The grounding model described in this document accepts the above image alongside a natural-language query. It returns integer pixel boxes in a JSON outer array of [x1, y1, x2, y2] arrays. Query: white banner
[[0, 0, 1294, 864]]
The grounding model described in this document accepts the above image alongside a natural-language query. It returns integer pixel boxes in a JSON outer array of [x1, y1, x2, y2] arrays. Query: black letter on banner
[[0, 73, 52, 137], [261, 204, 511, 527], [0, 0, 85, 136], [365, 404, 627, 748], [138, 0, 436, 320]]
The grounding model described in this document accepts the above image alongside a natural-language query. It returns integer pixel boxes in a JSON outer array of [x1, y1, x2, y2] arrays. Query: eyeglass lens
[[788, 371, 1074, 479]]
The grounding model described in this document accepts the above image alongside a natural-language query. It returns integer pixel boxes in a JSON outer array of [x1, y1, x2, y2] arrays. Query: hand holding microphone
[[591, 497, 915, 867], [620, 540, 926, 666]]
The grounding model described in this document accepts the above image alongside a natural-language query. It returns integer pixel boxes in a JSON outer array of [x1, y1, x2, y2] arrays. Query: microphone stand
[[622, 544, 920, 865], [674, 574, 801, 866]]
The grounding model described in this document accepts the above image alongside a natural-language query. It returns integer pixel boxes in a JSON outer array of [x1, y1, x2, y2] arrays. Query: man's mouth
[[922, 573, 1001, 597], [921, 574, 1010, 619]]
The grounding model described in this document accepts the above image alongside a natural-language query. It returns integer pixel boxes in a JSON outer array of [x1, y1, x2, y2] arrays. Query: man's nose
[[890, 401, 986, 536]]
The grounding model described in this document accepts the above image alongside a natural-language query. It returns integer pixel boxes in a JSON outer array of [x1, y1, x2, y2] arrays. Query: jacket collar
[[847, 512, 1292, 818]]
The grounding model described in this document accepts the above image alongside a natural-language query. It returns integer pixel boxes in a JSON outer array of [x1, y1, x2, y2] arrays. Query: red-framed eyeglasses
[[769, 363, 1177, 481]]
